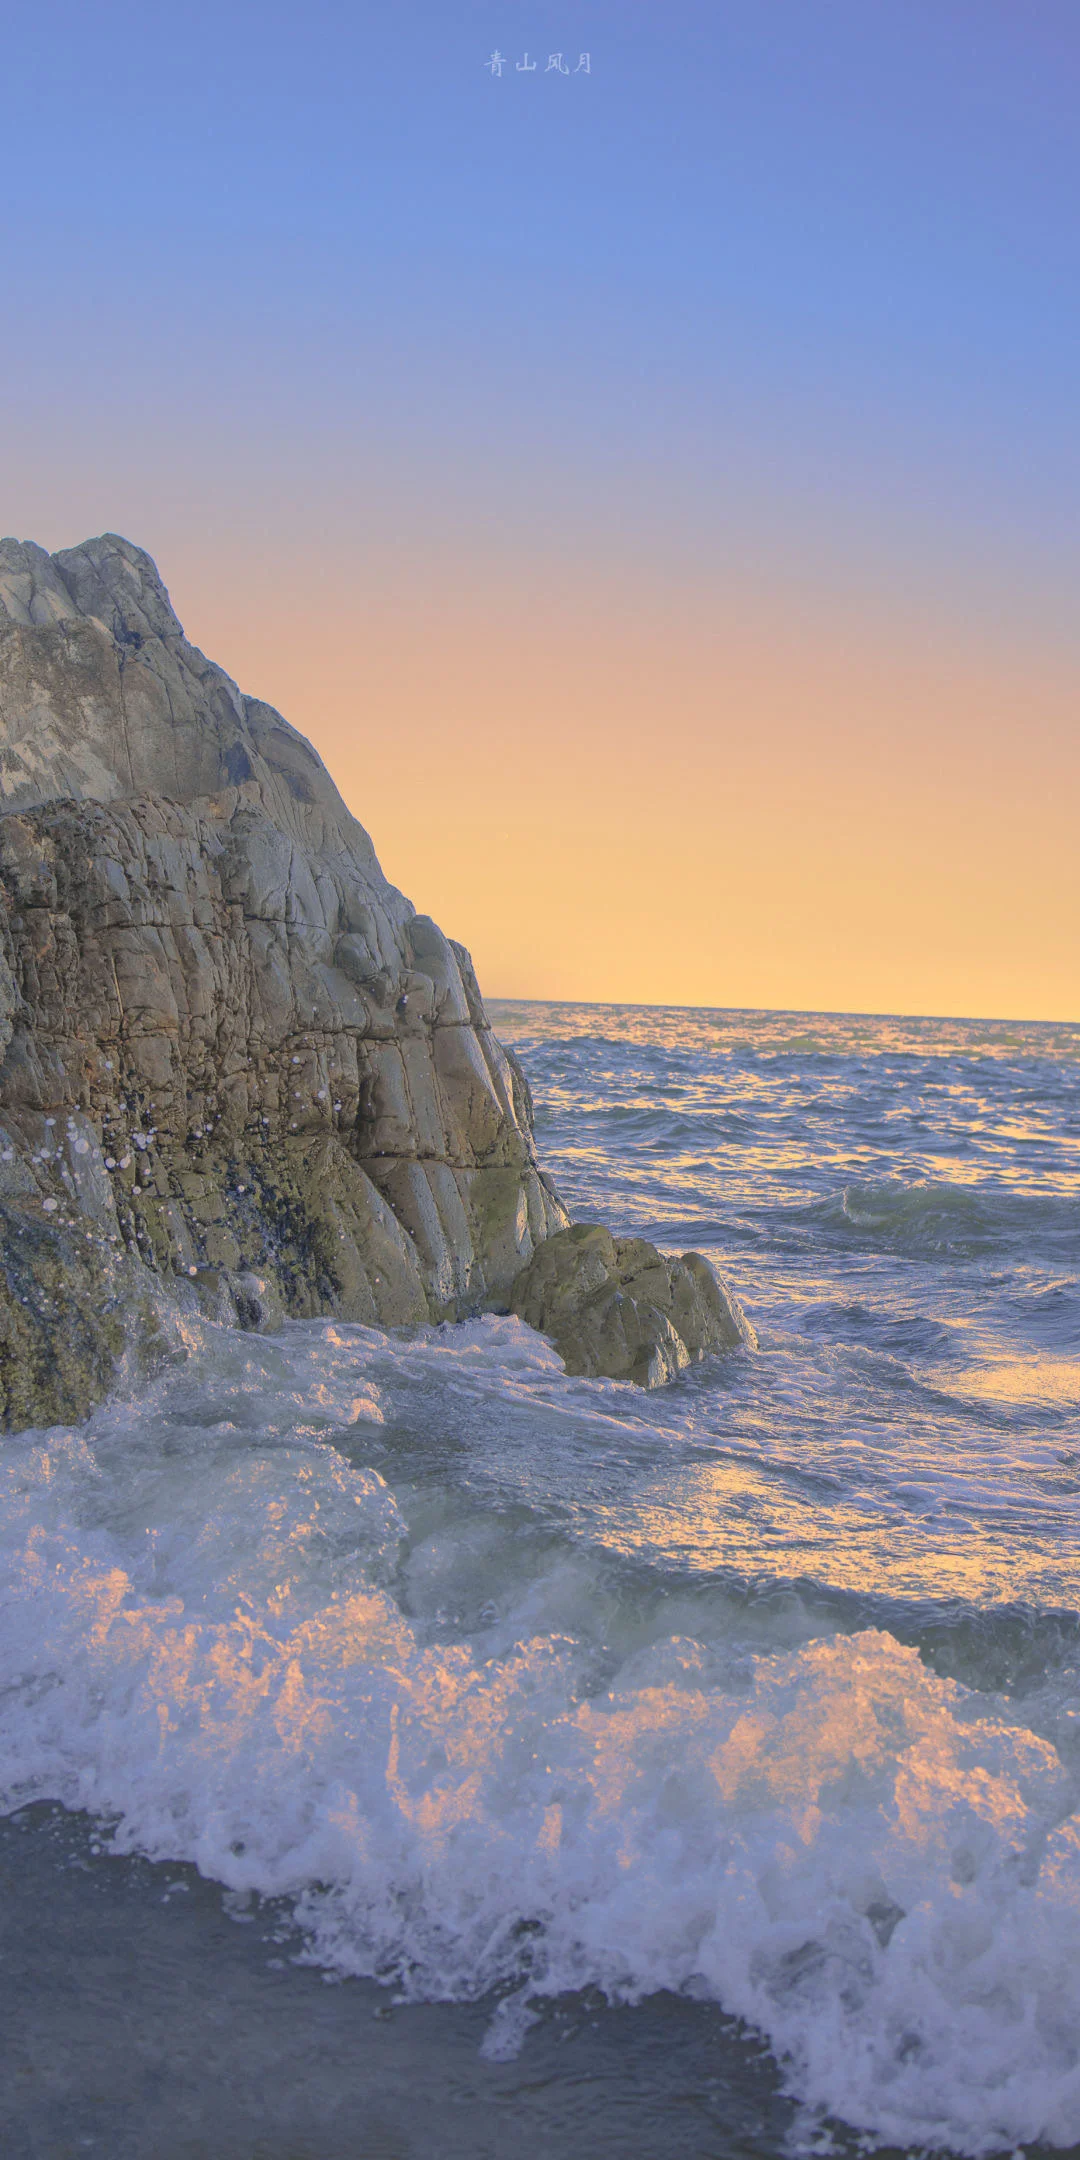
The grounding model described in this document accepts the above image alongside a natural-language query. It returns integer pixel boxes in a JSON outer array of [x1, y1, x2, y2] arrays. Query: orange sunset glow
[[165, 536, 1079, 1022]]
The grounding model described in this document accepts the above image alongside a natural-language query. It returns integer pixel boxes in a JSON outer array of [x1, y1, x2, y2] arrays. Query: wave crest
[[2, 1407, 1080, 2156]]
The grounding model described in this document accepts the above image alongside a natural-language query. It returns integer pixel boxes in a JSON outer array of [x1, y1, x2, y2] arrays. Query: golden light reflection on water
[[949, 1357, 1080, 1407], [590, 1451, 1078, 1607]]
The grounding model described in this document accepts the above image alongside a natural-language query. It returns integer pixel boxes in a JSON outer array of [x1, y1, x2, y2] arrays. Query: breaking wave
[[3, 1317, 1080, 2156]]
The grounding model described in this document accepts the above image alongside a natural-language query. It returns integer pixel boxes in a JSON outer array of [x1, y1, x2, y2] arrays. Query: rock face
[[0, 532, 568, 1426], [510, 1223, 751, 1388], [0, 532, 749, 1429]]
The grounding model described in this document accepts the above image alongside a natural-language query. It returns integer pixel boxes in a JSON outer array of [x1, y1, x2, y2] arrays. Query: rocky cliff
[[0, 533, 747, 1429]]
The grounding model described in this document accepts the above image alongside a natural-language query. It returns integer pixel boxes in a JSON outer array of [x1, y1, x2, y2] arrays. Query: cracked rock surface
[[0, 532, 568, 1426]]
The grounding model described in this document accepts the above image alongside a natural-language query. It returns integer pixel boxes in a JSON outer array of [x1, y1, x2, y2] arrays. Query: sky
[[2, 0, 1077, 1020]]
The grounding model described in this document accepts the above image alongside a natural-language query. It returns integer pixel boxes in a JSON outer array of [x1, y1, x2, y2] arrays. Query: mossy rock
[[0, 1202, 166, 1430]]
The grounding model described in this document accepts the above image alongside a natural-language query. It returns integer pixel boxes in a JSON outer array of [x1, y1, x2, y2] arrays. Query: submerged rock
[[510, 1222, 750, 1388]]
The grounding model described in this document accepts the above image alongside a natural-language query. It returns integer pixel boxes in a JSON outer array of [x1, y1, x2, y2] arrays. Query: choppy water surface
[[2, 1003, 1079, 2159]]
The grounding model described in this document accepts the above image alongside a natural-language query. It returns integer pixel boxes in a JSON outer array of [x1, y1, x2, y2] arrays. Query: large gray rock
[[0, 533, 568, 1427], [510, 1223, 751, 1388]]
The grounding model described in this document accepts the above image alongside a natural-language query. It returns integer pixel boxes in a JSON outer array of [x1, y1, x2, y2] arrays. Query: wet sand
[[1, 1808, 800, 2160]]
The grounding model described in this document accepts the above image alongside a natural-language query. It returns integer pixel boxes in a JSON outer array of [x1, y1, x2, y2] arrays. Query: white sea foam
[[1, 1316, 1080, 2154]]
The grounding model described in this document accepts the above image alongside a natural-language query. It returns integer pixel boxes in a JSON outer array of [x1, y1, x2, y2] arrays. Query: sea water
[[2, 1003, 1078, 2159]]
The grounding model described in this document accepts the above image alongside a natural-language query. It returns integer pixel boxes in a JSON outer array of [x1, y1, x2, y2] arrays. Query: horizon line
[[483, 994, 1078, 1029]]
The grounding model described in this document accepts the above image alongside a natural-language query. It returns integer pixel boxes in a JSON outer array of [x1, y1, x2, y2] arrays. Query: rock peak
[[0, 531, 183, 642], [51, 533, 186, 644], [0, 531, 385, 878]]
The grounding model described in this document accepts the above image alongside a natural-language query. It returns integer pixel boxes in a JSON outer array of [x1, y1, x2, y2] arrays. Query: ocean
[[2, 1002, 1078, 2160]]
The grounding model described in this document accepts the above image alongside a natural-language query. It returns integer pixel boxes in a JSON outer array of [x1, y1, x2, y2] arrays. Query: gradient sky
[[3, 0, 1077, 1018]]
